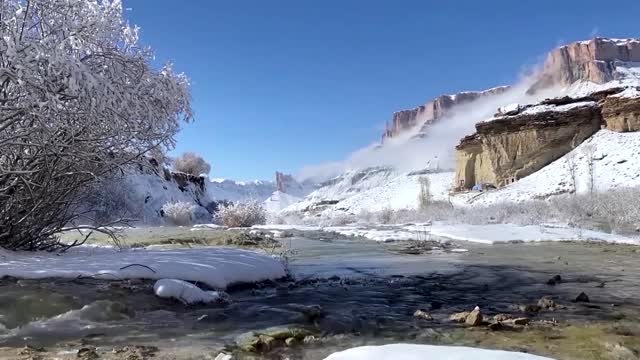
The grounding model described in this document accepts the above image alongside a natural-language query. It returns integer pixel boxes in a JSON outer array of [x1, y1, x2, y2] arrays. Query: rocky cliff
[[455, 87, 640, 190], [382, 86, 510, 141], [529, 38, 640, 93]]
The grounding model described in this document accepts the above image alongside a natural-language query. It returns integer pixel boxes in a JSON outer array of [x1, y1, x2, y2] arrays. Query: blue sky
[[125, 0, 640, 181]]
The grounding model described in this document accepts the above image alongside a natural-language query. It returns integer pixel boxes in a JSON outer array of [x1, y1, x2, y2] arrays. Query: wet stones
[[235, 326, 314, 353], [465, 306, 483, 326], [449, 311, 471, 323], [76, 347, 99, 359], [574, 292, 590, 303], [413, 309, 433, 320], [537, 296, 558, 310], [449, 307, 483, 326], [546, 274, 562, 286]]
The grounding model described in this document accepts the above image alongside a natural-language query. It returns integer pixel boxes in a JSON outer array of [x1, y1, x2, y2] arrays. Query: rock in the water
[[546, 274, 562, 285], [235, 326, 313, 353], [285, 337, 299, 347], [449, 311, 470, 323], [413, 309, 433, 320], [537, 296, 557, 310], [214, 354, 232, 360], [493, 314, 513, 322], [512, 317, 531, 326], [77, 347, 99, 360], [574, 292, 590, 303], [465, 306, 483, 326], [488, 322, 504, 331]]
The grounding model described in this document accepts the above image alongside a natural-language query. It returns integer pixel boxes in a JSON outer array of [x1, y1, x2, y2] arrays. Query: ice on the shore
[[0, 247, 286, 289], [154, 279, 226, 304], [324, 344, 556, 360]]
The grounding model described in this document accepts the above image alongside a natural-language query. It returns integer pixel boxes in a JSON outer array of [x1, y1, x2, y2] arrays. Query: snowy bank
[[0, 247, 286, 289], [273, 223, 639, 245], [324, 344, 555, 360]]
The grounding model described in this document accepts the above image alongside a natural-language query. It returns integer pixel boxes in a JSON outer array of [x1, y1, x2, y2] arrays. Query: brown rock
[[602, 91, 640, 132], [546, 274, 562, 285], [455, 101, 601, 190], [465, 306, 483, 327], [488, 322, 504, 331], [449, 311, 470, 323]]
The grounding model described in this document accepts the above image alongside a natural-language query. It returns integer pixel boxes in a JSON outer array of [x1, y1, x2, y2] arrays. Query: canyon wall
[[528, 38, 640, 93], [382, 86, 510, 141]]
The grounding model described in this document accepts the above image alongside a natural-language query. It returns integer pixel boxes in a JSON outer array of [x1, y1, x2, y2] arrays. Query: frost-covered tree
[[0, 0, 192, 250], [173, 152, 211, 176]]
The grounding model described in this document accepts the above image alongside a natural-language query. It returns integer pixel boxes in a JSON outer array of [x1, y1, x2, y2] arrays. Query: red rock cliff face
[[528, 38, 640, 93], [382, 86, 510, 141]]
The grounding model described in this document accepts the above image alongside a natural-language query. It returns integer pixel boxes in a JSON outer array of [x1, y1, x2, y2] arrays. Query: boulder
[[574, 292, 590, 303], [537, 296, 558, 310], [449, 311, 471, 323], [465, 306, 483, 327]]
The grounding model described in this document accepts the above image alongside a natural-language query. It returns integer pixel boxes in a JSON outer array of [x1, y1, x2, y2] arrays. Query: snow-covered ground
[[324, 344, 555, 360], [154, 279, 227, 304], [255, 222, 639, 245], [0, 246, 286, 289], [466, 130, 640, 205], [264, 190, 303, 213], [283, 168, 455, 215]]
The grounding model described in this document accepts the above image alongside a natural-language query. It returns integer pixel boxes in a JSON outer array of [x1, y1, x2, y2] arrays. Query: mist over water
[[298, 75, 562, 182]]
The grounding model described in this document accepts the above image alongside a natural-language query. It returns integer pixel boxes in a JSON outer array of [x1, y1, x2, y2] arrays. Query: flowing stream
[[0, 230, 639, 359]]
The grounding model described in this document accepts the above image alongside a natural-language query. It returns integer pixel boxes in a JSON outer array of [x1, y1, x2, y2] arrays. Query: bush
[[217, 200, 267, 227], [377, 207, 395, 224], [173, 152, 211, 176], [162, 201, 196, 226], [418, 176, 432, 210]]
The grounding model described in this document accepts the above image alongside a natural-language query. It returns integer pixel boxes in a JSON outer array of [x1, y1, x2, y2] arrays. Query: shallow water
[[0, 231, 639, 359]]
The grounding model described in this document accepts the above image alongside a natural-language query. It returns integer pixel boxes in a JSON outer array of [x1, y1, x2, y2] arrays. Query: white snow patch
[[611, 86, 640, 98], [324, 344, 556, 360], [264, 190, 302, 213], [153, 279, 225, 304], [0, 247, 286, 289]]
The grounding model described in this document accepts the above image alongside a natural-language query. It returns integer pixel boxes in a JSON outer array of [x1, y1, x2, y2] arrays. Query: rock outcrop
[[454, 86, 640, 190], [382, 86, 510, 141], [455, 100, 602, 189], [601, 87, 640, 132], [529, 38, 640, 93]]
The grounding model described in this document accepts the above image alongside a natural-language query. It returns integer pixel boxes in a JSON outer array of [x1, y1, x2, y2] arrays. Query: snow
[[324, 344, 555, 360], [0, 247, 286, 289], [467, 130, 640, 205], [611, 86, 640, 98], [282, 168, 454, 215], [264, 190, 303, 213], [485, 101, 596, 123], [126, 173, 212, 225], [153, 279, 225, 304], [207, 178, 275, 202], [325, 223, 638, 245]]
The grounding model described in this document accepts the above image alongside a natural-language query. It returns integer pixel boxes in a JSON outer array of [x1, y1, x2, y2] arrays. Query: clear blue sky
[[124, 0, 640, 181]]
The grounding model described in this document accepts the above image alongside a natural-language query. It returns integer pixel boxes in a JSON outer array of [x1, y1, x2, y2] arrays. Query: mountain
[[283, 37, 640, 217], [207, 178, 275, 203]]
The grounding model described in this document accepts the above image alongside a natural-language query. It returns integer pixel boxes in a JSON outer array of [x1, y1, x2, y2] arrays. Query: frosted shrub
[[218, 201, 267, 228], [0, 0, 191, 250], [173, 152, 211, 176], [162, 201, 196, 226], [417, 177, 432, 210], [378, 207, 395, 224]]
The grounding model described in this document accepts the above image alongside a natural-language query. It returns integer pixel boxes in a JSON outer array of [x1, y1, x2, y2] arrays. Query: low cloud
[[298, 74, 562, 182]]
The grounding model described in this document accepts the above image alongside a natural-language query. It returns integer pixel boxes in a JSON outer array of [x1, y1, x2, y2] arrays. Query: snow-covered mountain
[[280, 38, 640, 217], [207, 178, 276, 202]]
